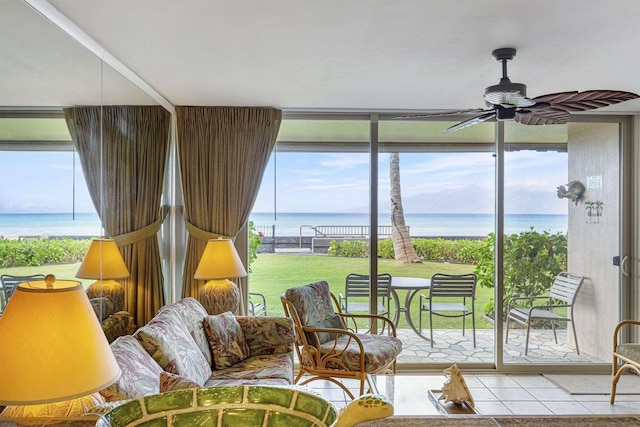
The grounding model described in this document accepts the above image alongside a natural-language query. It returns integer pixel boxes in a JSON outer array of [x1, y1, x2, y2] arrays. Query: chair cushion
[[284, 281, 338, 327], [204, 312, 250, 369], [159, 371, 199, 392], [307, 314, 345, 345], [319, 333, 402, 373], [100, 335, 164, 401], [135, 308, 210, 386], [162, 297, 212, 366]]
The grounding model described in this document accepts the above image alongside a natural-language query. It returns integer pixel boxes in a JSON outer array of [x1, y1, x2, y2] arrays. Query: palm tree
[[390, 152, 421, 263]]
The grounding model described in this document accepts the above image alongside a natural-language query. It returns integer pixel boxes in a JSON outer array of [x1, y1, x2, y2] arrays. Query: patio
[[396, 328, 604, 365]]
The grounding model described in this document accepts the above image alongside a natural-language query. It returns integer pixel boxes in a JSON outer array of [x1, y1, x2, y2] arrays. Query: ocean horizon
[[0, 212, 568, 238]]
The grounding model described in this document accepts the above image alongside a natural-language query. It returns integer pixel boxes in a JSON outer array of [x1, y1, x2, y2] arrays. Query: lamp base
[[198, 279, 240, 315]]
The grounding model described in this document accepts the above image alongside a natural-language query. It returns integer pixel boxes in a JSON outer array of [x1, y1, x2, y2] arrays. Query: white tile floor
[[302, 374, 640, 416]]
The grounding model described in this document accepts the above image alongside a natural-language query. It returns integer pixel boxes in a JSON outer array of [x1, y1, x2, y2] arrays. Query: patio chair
[[419, 273, 477, 348], [505, 272, 584, 355], [0, 274, 46, 312], [281, 280, 402, 399], [248, 292, 267, 316], [339, 273, 392, 316]]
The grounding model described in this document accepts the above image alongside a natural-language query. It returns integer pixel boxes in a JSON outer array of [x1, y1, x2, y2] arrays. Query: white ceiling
[[4, 0, 640, 115]]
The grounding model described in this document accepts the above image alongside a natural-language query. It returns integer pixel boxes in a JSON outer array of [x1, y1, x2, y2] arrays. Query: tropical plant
[[248, 220, 262, 273], [474, 228, 567, 316]]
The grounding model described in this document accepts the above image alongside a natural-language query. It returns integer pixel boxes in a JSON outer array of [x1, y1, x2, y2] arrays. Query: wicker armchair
[[281, 280, 402, 399]]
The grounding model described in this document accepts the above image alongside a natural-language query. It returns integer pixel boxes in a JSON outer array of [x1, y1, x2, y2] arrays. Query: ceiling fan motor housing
[[496, 107, 516, 121]]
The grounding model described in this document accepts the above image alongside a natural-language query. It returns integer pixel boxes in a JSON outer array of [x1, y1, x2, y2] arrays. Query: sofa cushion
[[159, 371, 199, 392], [135, 308, 210, 386], [204, 312, 250, 369], [162, 297, 212, 367], [206, 353, 294, 384], [236, 316, 295, 357], [100, 335, 163, 402]]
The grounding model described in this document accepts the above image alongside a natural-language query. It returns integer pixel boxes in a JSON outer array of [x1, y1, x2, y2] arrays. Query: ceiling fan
[[395, 47, 639, 133]]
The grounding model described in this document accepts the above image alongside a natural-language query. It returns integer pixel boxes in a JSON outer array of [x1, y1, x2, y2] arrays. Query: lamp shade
[[0, 278, 121, 405], [76, 238, 130, 280], [194, 238, 247, 280]]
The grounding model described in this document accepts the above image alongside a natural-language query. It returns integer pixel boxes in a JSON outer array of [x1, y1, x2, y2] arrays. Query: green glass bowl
[[95, 385, 393, 427]]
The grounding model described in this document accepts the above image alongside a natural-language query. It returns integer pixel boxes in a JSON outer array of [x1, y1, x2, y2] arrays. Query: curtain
[[64, 106, 171, 326], [176, 106, 281, 299]]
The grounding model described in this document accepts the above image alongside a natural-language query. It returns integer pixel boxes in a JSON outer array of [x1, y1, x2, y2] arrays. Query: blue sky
[[252, 150, 569, 215], [0, 149, 568, 215]]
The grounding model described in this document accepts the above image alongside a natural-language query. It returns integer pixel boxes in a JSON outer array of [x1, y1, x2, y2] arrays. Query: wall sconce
[[194, 238, 247, 315], [0, 275, 121, 416]]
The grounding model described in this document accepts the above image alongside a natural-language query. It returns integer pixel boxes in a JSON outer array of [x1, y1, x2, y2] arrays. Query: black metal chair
[[419, 273, 477, 348], [339, 273, 392, 316]]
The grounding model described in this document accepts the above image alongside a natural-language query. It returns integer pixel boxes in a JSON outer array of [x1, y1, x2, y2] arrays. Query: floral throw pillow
[[159, 371, 199, 392], [203, 312, 250, 369]]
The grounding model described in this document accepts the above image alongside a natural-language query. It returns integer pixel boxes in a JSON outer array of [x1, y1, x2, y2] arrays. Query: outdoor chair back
[[419, 273, 477, 348], [0, 274, 46, 313], [505, 272, 584, 355], [339, 273, 392, 316]]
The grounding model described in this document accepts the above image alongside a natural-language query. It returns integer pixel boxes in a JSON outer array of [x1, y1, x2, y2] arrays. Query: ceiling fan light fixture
[[484, 82, 535, 107]]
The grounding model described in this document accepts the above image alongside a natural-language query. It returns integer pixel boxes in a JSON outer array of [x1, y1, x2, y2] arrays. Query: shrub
[[473, 228, 567, 316], [328, 240, 368, 257], [0, 238, 91, 268], [332, 237, 483, 264]]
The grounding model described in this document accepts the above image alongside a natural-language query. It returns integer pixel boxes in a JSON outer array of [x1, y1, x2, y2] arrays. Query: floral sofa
[[99, 297, 295, 402]]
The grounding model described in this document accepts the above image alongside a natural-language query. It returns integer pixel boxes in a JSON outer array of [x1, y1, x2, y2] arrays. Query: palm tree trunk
[[390, 152, 421, 263]]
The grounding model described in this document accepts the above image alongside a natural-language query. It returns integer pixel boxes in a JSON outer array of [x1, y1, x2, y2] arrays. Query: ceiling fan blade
[[393, 108, 487, 120], [515, 108, 571, 126], [443, 111, 496, 133], [531, 90, 639, 112]]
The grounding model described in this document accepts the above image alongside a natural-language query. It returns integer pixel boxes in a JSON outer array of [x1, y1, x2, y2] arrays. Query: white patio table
[[390, 276, 431, 341]]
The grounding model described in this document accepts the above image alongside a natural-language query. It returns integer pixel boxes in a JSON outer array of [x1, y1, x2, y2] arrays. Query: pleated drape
[[64, 106, 171, 326], [176, 106, 281, 299]]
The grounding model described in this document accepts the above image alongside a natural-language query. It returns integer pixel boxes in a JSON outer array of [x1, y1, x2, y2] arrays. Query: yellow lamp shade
[[194, 238, 247, 280], [76, 238, 130, 280], [0, 279, 121, 405]]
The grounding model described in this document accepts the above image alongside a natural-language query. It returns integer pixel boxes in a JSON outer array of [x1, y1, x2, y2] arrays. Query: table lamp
[[195, 238, 247, 315], [0, 275, 121, 416], [76, 238, 130, 312]]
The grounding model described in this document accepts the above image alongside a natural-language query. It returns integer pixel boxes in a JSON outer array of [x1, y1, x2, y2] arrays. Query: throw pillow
[[306, 314, 345, 345], [203, 312, 250, 369], [159, 371, 199, 392], [134, 308, 210, 386]]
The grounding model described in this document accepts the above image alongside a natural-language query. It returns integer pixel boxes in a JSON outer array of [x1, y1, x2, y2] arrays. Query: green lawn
[[249, 253, 493, 329], [1, 254, 494, 330]]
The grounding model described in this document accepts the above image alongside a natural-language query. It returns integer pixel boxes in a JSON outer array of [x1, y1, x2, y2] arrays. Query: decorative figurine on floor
[[439, 364, 474, 409]]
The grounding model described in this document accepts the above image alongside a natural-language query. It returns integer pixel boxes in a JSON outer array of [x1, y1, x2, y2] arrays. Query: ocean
[[0, 212, 567, 238], [249, 212, 567, 237]]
